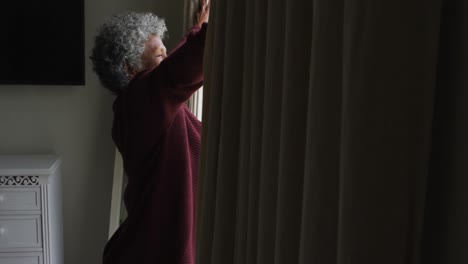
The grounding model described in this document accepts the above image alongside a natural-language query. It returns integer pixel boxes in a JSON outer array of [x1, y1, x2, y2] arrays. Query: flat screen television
[[0, 0, 84, 85]]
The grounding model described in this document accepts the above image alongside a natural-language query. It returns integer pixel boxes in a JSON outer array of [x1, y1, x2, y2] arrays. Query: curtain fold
[[423, 0, 468, 263], [299, 0, 344, 262], [336, 1, 442, 263], [234, 0, 256, 262], [197, 0, 468, 263], [274, 0, 314, 263], [255, 0, 286, 263], [196, 0, 225, 260]]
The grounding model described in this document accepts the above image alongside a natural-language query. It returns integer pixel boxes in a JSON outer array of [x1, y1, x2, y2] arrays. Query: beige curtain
[[197, 0, 468, 263]]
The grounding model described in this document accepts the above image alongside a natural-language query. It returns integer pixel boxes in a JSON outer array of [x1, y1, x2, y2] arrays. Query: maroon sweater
[[103, 24, 207, 264]]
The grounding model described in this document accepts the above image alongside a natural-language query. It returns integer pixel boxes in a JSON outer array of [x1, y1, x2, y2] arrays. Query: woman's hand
[[196, 0, 210, 27]]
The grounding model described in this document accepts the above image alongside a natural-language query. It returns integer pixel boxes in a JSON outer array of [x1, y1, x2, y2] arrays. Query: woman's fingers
[[200, 0, 206, 11], [195, 0, 210, 26], [201, 0, 210, 13]]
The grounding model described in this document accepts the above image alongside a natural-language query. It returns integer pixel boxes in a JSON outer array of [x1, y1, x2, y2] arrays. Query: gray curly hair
[[90, 12, 167, 94]]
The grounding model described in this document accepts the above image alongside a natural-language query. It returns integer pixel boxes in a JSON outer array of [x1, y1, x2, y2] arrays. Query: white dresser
[[0, 156, 63, 264]]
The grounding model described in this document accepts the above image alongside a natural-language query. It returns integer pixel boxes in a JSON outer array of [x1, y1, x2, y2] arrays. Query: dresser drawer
[[0, 215, 42, 249], [0, 188, 41, 211], [0, 252, 43, 264]]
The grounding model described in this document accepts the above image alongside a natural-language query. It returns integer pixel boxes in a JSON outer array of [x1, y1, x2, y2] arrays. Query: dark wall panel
[[0, 0, 84, 85]]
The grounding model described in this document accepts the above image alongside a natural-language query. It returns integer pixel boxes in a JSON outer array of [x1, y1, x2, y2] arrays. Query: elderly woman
[[90, 3, 209, 264]]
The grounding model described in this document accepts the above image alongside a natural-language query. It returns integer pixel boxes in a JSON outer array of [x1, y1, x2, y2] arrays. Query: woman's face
[[140, 34, 167, 70]]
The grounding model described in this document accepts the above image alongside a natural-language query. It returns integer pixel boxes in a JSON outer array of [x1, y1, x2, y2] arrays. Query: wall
[[0, 0, 184, 263]]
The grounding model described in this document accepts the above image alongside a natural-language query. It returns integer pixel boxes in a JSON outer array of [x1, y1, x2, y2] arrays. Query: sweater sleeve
[[150, 23, 207, 106]]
